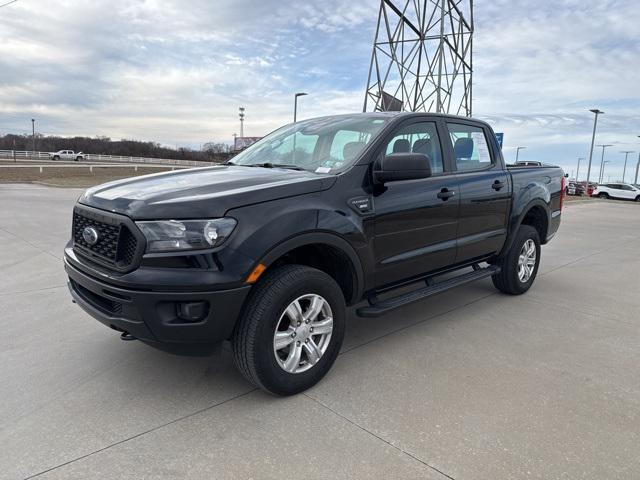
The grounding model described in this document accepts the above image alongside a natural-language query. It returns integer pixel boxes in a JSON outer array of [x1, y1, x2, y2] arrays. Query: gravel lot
[[1, 184, 638, 479]]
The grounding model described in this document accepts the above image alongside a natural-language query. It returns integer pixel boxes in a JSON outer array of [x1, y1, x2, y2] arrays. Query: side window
[[383, 122, 444, 174], [446, 123, 494, 171]]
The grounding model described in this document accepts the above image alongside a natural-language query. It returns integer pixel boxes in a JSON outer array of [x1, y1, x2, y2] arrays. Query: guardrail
[[0, 164, 189, 173], [0, 150, 217, 167]]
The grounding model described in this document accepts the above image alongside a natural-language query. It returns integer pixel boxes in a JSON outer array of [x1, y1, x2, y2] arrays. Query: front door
[[373, 120, 459, 287]]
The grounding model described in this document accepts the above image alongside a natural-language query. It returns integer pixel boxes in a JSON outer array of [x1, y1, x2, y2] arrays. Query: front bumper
[[65, 258, 251, 353]]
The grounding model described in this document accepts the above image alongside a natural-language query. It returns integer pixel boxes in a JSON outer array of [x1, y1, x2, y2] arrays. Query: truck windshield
[[229, 115, 390, 174]]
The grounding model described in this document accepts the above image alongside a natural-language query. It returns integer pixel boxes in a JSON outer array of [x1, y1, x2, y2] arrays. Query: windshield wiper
[[250, 162, 307, 171]]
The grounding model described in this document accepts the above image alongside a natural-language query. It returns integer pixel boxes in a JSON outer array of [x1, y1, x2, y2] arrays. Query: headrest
[[343, 141, 365, 161], [392, 138, 411, 153], [454, 137, 474, 159], [413, 138, 432, 155]]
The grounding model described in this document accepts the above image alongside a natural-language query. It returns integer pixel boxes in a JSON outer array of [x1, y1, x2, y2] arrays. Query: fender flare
[[500, 199, 551, 256], [256, 231, 365, 304]]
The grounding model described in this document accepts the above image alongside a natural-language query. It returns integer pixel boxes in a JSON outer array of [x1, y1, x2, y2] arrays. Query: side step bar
[[357, 264, 500, 318]]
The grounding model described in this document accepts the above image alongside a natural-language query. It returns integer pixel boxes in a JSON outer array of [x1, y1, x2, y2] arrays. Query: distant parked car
[[565, 181, 585, 196], [514, 161, 544, 167], [592, 183, 640, 201], [50, 150, 84, 161]]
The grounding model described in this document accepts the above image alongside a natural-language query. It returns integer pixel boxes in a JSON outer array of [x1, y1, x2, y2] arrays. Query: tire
[[52, 155, 59, 161], [75, 156, 82, 162], [635, 196, 640, 202], [231, 264, 346, 396], [492, 225, 541, 295], [598, 192, 608, 199]]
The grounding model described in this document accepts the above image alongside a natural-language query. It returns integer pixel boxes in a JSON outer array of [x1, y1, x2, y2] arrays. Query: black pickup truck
[[65, 113, 564, 395]]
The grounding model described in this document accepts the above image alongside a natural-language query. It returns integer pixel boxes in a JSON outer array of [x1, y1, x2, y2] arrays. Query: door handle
[[437, 188, 455, 200], [492, 180, 505, 191]]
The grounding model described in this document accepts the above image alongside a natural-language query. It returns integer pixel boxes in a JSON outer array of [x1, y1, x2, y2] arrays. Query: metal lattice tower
[[364, 0, 474, 116]]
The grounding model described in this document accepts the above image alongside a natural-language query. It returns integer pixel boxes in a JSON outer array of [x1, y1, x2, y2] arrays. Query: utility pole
[[515, 146, 526, 162], [620, 151, 634, 183], [576, 157, 584, 182], [31, 118, 35, 153], [294, 92, 307, 123], [585, 109, 603, 190], [238, 107, 245, 138], [635, 136, 640, 185], [596, 144, 612, 183]]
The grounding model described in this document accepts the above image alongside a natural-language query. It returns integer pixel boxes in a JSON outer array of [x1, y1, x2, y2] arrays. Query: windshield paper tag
[[315, 167, 332, 173]]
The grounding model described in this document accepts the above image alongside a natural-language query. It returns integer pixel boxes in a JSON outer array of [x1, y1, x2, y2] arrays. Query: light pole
[[620, 151, 634, 183], [600, 160, 611, 183], [585, 109, 603, 190], [31, 118, 35, 153], [576, 157, 584, 182], [232, 133, 237, 151], [596, 144, 612, 183], [238, 107, 245, 138], [515, 146, 526, 162], [294, 92, 308, 123], [635, 136, 640, 185]]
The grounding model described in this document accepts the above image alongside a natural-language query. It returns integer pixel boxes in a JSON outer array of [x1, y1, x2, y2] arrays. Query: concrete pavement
[[1, 184, 638, 479]]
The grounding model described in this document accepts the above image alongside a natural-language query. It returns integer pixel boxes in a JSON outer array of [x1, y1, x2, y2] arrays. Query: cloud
[[0, 0, 638, 181]]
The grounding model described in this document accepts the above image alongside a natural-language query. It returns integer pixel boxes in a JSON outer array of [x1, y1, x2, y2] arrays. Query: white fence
[[0, 150, 217, 167]]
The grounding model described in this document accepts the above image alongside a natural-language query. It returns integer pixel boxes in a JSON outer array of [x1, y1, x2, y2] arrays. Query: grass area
[[0, 166, 173, 187]]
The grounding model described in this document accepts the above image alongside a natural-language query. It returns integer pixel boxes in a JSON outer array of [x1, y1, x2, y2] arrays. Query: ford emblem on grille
[[82, 226, 99, 245]]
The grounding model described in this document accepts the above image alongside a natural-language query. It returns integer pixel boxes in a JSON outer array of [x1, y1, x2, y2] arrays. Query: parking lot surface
[[1, 184, 639, 479]]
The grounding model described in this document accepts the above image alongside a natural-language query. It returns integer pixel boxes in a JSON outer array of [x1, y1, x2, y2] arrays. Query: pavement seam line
[[303, 393, 456, 480], [0, 284, 66, 296], [0, 224, 61, 261], [23, 388, 257, 480]]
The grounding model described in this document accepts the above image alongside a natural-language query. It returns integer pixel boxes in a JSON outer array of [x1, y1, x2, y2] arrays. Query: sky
[[1, 0, 639, 181]]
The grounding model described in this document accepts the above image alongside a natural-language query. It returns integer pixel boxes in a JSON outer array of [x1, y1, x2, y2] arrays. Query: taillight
[[560, 176, 566, 211]]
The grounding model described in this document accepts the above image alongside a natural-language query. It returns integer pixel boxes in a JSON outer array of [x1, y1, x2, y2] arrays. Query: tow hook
[[120, 332, 137, 341]]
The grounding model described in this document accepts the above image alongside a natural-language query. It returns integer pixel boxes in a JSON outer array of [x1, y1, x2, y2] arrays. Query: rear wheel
[[492, 225, 540, 295], [635, 196, 640, 202], [231, 265, 345, 396]]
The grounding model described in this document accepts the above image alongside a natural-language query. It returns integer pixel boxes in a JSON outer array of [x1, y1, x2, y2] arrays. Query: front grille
[[72, 207, 141, 271]]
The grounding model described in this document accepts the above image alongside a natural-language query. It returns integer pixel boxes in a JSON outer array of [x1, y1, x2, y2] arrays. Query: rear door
[[443, 121, 511, 262], [373, 118, 459, 287]]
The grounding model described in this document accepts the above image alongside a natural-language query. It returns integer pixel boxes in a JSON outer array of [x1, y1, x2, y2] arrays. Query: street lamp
[[238, 107, 245, 138], [585, 109, 604, 190], [596, 144, 612, 183], [635, 136, 640, 185], [294, 92, 308, 123], [515, 146, 526, 162], [31, 118, 35, 153], [601, 160, 611, 183], [620, 151, 634, 183], [576, 157, 584, 182]]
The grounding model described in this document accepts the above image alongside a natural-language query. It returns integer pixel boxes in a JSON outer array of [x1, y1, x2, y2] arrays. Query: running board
[[357, 265, 501, 318]]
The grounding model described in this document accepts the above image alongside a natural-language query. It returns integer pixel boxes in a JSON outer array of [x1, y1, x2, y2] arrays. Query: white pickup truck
[[50, 150, 84, 161]]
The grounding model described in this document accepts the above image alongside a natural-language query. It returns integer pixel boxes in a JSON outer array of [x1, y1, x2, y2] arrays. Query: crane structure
[[364, 0, 474, 116]]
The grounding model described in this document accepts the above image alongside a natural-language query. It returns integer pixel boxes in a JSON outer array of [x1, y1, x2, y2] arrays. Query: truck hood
[[80, 165, 333, 219]]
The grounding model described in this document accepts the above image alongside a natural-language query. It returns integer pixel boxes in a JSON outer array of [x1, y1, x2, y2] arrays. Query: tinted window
[[446, 123, 493, 171], [384, 122, 444, 174]]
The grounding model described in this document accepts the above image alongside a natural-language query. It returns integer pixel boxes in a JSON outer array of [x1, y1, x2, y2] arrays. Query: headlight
[[136, 218, 237, 253]]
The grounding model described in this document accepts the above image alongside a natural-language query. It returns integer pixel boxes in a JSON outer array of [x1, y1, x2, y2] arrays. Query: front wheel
[[52, 155, 60, 161], [598, 192, 609, 199], [492, 225, 541, 295], [232, 265, 345, 396]]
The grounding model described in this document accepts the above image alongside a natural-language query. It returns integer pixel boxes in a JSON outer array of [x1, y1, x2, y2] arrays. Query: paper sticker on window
[[471, 131, 491, 164], [315, 167, 332, 174]]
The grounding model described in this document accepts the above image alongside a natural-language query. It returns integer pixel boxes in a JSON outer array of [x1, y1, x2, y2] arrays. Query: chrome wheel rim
[[273, 294, 333, 374], [517, 239, 536, 283]]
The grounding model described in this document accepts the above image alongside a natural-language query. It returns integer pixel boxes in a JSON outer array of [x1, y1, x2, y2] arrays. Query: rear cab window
[[446, 123, 494, 171]]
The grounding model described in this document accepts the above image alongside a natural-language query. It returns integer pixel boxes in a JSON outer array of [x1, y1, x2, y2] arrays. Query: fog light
[[176, 301, 209, 322]]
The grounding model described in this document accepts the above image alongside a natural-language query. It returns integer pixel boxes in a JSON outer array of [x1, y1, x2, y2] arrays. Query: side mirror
[[374, 153, 432, 183]]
